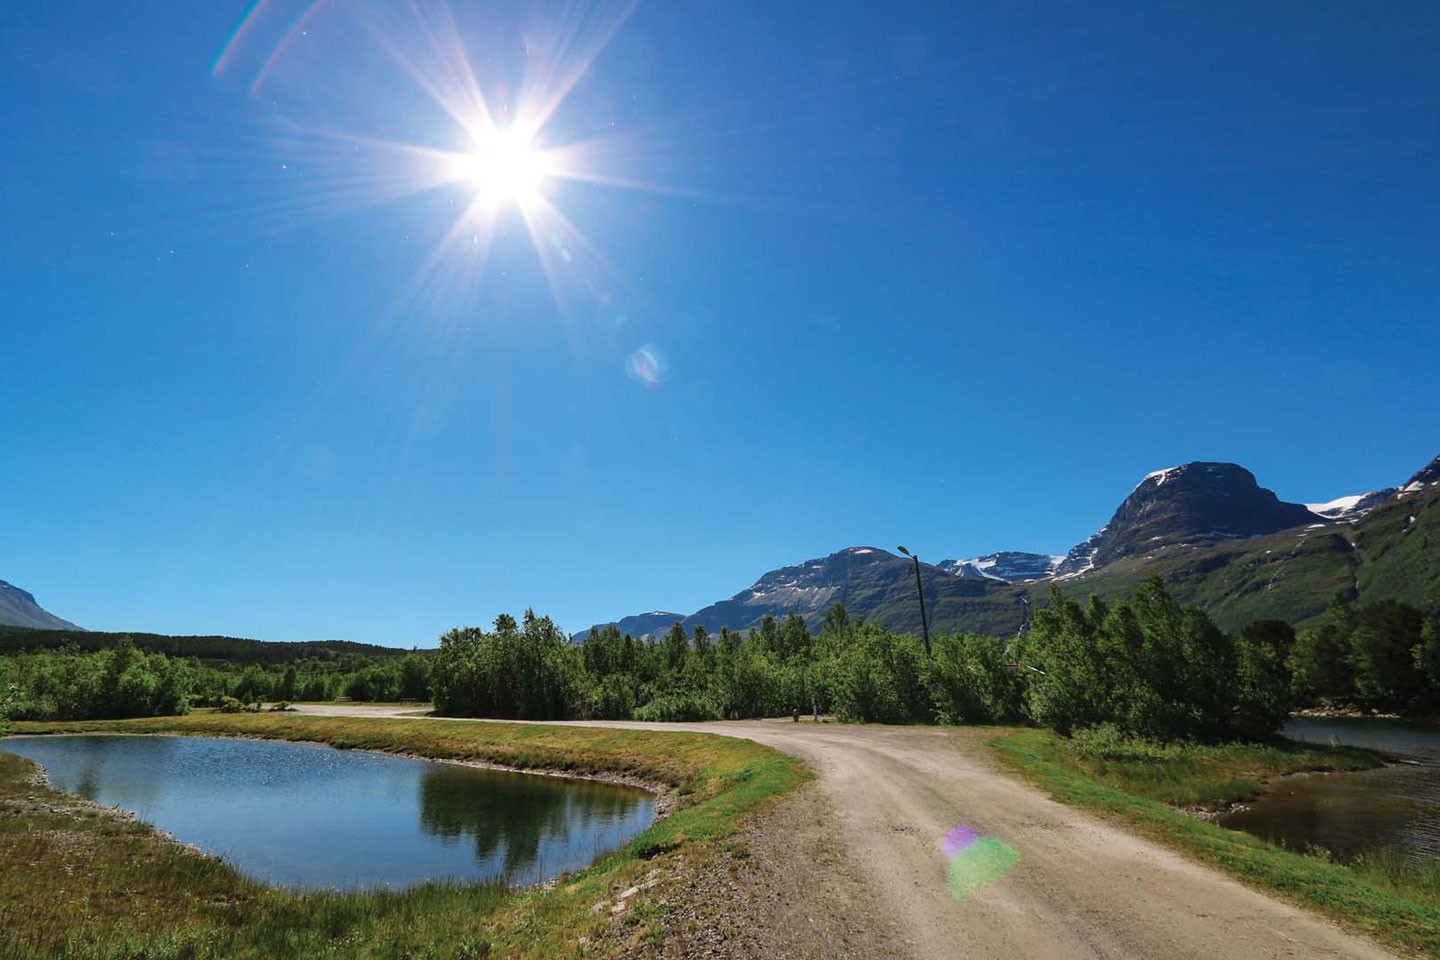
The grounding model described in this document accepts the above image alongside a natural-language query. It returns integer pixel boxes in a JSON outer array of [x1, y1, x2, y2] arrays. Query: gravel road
[[294, 704, 1399, 960]]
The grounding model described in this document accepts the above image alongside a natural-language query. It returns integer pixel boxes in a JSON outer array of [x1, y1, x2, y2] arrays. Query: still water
[[1220, 718, 1440, 862], [0, 735, 654, 890]]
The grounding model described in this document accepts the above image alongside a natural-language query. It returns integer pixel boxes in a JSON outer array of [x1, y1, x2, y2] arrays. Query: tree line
[[428, 578, 1440, 741], [0, 625, 408, 665], [0, 641, 433, 721], [4, 579, 1436, 740]]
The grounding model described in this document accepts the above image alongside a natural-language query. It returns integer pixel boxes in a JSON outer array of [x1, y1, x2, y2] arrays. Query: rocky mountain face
[[1403, 455, 1440, 493], [1054, 463, 1322, 577], [1066, 464, 1440, 632], [0, 580, 80, 631], [938, 552, 1062, 582]]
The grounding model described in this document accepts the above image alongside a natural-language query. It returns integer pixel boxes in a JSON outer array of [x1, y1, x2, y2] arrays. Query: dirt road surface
[[295, 704, 1399, 960]]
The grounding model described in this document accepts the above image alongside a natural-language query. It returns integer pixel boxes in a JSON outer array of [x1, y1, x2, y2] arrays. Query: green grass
[[1063, 723, 1380, 809], [992, 728, 1440, 957], [0, 715, 807, 960]]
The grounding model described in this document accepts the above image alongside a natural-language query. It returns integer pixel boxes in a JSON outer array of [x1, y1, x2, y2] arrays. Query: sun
[[453, 128, 553, 210]]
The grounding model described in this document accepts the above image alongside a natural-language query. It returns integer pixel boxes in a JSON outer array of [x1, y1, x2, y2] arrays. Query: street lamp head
[[897, 545, 911, 557]]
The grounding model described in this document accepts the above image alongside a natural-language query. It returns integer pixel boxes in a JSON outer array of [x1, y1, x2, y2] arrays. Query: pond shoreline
[[0, 717, 809, 958], [4, 728, 678, 820], [1, 729, 664, 892], [1218, 717, 1440, 864], [9, 750, 218, 861], [1183, 761, 1391, 824]]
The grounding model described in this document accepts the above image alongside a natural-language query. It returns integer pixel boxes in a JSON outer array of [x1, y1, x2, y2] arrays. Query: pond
[[0, 734, 655, 890], [1219, 718, 1440, 863]]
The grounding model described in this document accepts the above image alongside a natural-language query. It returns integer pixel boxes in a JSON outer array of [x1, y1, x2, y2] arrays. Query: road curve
[[295, 704, 1399, 960]]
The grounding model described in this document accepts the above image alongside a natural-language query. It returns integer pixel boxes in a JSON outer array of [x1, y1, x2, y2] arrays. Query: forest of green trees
[[3, 579, 1437, 743], [0, 641, 432, 722], [429, 579, 1440, 741]]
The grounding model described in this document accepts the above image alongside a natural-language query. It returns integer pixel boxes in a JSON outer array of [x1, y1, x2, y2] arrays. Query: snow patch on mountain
[[1054, 525, 1109, 579], [1400, 455, 1440, 495], [1142, 466, 1183, 487], [1305, 489, 1397, 521], [939, 552, 1063, 583]]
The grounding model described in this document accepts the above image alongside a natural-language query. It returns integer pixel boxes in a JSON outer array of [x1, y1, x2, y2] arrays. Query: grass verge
[[1061, 723, 1380, 810], [1, 715, 807, 960], [991, 728, 1440, 957]]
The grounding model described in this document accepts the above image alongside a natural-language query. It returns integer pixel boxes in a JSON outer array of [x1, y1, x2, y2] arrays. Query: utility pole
[[896, 545, 931, 656]]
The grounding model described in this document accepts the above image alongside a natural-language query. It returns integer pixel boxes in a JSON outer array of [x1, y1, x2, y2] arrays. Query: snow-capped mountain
[[938, 552, 1063, 583]]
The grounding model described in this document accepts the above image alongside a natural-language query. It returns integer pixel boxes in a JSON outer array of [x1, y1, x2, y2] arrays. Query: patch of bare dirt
[[649, 784, 907, 960]]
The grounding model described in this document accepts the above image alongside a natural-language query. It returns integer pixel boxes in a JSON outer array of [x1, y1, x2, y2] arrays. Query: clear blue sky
[[4, 1, 1438, 645]]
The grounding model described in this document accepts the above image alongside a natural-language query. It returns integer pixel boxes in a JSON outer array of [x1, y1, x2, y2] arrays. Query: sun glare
[[211, 0, 661, 323], [454, 129, 551, 209]]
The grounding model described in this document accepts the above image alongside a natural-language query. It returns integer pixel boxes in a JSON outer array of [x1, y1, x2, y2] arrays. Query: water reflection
[[0, 735, 653, 890], [418, 766, 649, 884]]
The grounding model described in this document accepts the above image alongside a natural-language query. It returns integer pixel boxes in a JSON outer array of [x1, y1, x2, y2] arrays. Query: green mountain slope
[[1052, 483, 1440, 633], [583, 454, 1440, 641]]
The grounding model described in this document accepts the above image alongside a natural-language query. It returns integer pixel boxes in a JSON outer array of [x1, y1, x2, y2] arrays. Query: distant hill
[[575, 546, 1021, 640], [0, 626, 412, 664], [580, 451, 1440, 639], [0, 580, 80, 631], [573, 611, 686, 643]]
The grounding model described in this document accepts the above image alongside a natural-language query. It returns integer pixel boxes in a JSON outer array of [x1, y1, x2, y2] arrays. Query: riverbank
[[990, 728, 1440, 957], [1, 715, 808, 959]]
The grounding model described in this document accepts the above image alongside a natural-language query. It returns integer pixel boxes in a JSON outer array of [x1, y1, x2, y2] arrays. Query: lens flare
[[942, 823, 1019, 900], [941, 824, 980, 858], [626, 344, 666, 388]]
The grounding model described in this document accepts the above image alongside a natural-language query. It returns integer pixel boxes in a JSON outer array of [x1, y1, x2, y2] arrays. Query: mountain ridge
[[0, 580, 80, 631], [579, 451, 1440, 640]]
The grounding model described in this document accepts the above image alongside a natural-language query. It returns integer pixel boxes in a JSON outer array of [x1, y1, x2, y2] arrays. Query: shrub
[[431, 611, 583, 720], [1068, 724, 1179, 763], [634, 693, 721, 722], [583, 675, 636, 720], [1232, 620, 1295, 739], [830, 624, 929, 724], [218, 696, 244, 713], [928, 633, 1022, 724], [1013, 578, 1242, 741], [713, 648, 785, 720]]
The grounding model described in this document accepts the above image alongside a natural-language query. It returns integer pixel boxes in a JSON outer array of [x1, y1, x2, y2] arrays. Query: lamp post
[[896, 545, 932, 657]]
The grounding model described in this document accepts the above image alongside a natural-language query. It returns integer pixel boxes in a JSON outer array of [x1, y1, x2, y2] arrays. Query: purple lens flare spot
[[942, 823, 980, 858], [942, 823, 1020, 899]]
